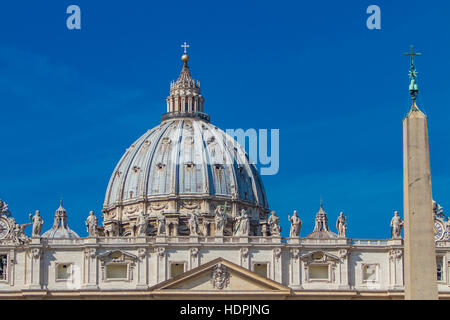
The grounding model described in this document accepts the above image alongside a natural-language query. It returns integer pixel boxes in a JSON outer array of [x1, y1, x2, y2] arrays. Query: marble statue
[[336, 212, 347, 238], [390, 211, 404, 239], [234, 209, 250, 236], [85, 211, 98, 237], [9, 218, 30, 245], [29, 210, 44, 237], [261, 223, 269, 237], [268, 211, 281, 236], [288, 210, 302, 237], [188, 211, 199, 236], [157, 213, 166, 236], [214, 203, 228, 236], [433, 200, 445, 218], [0, 200, 11, 217], [136, 211, 148, 236]]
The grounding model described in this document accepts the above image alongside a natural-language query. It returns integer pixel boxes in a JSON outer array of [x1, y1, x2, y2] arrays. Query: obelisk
[[402, 46, 438, 300]]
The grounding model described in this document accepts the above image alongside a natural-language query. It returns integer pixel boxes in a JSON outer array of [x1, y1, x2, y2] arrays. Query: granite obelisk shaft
[[403, 104, 438, 300]]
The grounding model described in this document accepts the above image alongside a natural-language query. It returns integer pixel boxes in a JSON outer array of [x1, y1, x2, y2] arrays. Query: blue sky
[[1, 0, 449, 238]]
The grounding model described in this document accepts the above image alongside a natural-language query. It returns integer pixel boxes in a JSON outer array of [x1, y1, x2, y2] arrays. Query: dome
[[104, 119, 268, 207], [102, 50, 269, 237], [42, 201, 79, 239]]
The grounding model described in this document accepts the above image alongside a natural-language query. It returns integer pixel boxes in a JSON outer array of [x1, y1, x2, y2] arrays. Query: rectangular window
[[106, 264, 128, 280], [362, 264, 378, 282], [309, 265, 329, 280], [0, 255, 7, 281], [56, 264, 72, 281], [170, 263, 185, 278], [437, 257, 444, 282], [253, 263, 268, 278]]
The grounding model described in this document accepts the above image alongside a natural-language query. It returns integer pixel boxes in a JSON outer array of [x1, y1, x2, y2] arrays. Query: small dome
[[306, 204, 338, 239], [42, 201, 79, 239]]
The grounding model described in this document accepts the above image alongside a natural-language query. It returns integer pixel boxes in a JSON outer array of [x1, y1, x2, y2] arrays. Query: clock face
[[0, 218, 9, 240], [434, 220, 445, 241]]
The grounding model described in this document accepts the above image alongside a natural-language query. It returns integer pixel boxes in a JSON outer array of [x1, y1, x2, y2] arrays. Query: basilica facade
[[0, 51, 448, 299]]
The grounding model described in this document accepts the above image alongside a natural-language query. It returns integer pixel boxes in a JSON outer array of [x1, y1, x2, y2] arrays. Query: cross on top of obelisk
[[403, 45, 422, 69], [403, 45, 422, 103], [181, 42, 190, 54]]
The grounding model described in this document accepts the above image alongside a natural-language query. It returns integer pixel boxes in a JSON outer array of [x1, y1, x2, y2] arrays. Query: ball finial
[[181, 54, 189, 63]]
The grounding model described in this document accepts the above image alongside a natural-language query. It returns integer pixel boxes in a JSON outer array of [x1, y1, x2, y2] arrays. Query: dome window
[[185, 162, 195, 170], [156, 163, 166, 170], [185, 136, 194, 144], [132, 166, 140, 173]]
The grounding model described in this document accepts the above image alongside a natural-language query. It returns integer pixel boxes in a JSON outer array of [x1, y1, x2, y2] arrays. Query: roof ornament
[[42, 200, 80, 239], [163, 42, 208, 121], [0, 199, 11, 217], [403, 45, 422, 106], [181, 41, 190, 64], [433, 200, 445, 219]]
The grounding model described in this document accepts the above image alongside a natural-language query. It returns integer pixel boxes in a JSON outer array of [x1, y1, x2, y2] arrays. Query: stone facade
[[0, 236, 449, 299]]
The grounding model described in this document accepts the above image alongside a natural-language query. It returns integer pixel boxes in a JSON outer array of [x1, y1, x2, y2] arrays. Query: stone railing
[[33, 236, 398, 248], [351, 239, 389, 246], [161, 111, 210, 122]]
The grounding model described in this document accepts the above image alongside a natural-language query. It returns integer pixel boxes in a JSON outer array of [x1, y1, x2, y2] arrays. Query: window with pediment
[[361, 263, 379, 283], [300, 251, 339, 283], [98, 250, 138, 282]]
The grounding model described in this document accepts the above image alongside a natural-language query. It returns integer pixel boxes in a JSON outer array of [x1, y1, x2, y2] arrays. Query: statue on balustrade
[[214, 202, 229, 236], [9, 217, 30, 245], [136, 211, 148, 237], [188, 211, 199, 236], [268, 211, 281, 236], [85, 211, 98, 237], [390, 211, 404, 239], [157, 212, 166, 236], [288, 210, 302, 237], [336, 211, 347, 238], [29, 210, 44, 237], [261, 223, 269, 237], [234, 209, 250, 236]]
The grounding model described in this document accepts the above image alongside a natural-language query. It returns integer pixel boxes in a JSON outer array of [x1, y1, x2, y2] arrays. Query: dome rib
[[141, 121, 173, 198], [119, 129, 155, 203], [193, 120, 211, 195]]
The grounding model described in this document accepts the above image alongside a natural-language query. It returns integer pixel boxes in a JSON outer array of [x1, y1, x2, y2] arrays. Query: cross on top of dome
[[181, 42, 190, 54]]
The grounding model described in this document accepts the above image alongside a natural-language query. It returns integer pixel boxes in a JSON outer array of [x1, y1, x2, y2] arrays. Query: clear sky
[[1, 0, 449, 238]]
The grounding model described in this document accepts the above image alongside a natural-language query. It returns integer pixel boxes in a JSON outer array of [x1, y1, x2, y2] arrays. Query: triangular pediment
[[150, 258, 291, 295], [299, 250, 340, 263]]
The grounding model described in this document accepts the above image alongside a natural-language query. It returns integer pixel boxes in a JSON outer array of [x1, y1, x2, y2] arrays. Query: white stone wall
[[0, 237, 449, 296]]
